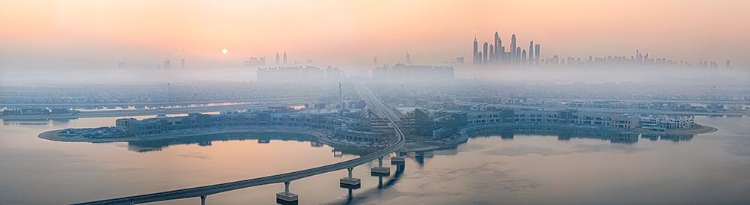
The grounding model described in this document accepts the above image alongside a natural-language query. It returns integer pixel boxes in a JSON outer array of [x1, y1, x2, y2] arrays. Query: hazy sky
[[1, 0, 749, 69]]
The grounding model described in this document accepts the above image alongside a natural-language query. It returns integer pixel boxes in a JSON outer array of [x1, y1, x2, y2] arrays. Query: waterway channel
[[0, 116, 748, 204]]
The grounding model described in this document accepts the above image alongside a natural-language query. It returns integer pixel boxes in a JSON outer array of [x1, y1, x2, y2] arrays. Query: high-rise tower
[[489, 45, 494, 63], [498, 38, 504, 63], [521, 50, 527, 65], [276, 52, 280, 65], [510, 34, 517, 63], [283, 51, 288, 64], [494, 32, 499, 64], [534, 44, 541, 65], [529, 41, 534, 65], [483, 42, 489, 65], [515, 47, 521, 63], [473, 36, 478, 64], [338, 83, 343, 115]]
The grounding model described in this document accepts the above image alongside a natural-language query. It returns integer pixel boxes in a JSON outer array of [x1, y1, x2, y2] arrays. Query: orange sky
[[1, 0, 748, 69]]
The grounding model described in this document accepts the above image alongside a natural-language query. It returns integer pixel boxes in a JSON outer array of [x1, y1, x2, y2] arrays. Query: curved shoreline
[[459, 123, 718, 136], [39, 127, 328, 143], [39, 123, 718, 153]]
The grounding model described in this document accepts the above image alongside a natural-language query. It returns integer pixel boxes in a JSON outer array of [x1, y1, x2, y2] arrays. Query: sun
[[222, 48, 228, 54]]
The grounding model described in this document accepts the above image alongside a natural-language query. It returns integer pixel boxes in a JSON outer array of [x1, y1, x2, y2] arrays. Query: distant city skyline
[[1, 0, 749, 69]]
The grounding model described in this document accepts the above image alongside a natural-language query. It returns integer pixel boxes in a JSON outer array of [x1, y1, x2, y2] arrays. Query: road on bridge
[[356, 84, 402, 122], [74, 84, 404, 205]]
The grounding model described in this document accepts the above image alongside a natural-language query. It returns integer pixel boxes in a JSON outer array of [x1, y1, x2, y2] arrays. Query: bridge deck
[[75, 84, 404, 205]]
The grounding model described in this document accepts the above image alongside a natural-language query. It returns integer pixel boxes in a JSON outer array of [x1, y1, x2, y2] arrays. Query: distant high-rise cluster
[[243, 56, 266, 67], [473, 31, 540, 66], [372, 63, 454, 82], [471, 31, 731, 69], [541, 50, 731, 69], [257, 66, 344, 83]]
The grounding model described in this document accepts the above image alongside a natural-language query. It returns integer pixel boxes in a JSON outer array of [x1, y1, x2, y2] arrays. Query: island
[[39, 106, 718, 152]]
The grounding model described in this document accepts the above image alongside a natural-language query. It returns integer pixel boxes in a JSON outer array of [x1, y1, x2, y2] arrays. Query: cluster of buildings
[[3, 108, 69, 116], [492, 97, 746, 114], [396, 107, 697, 140], [465, 125, 694, 144], [2, 108, 78, 119], [243, 56, 266, 67], [84, 103, 697, 145], [371, 63, 454, 81], [473, 32, 540, 66], [115, 109, 339, 136], [112, 108, 389, 145], [257, 66, 345, 83], [257, 63, 454, 83], [469, 31, 732, 69], [457, 109, 695, 133], [542, 50, 731, 69]]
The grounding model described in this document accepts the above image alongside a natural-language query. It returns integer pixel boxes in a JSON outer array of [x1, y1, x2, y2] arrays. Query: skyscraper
[[476, 52, 483, 65], [473, 36, 478, 65], [500, 46, 505, 63], [276, 52, 280, 65], [534, 44, 541, 65], [338, 83, 343, 115], [489, 45, 494, 63], [283, 51, 287, 64], [515, 47, 521, 63], [528, 41, 534, 65], [636, 50, 643, 64], [726, 60, 731, 69], [521, 50, 527, 65], [498, 38, 503, 63], [510, 34, 517, 63], [494, 32, 499, 64], [483, 42, 489, 65]]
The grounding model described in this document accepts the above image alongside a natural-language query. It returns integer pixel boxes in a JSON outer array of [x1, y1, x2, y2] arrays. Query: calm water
[[0, 116, 749, 205]]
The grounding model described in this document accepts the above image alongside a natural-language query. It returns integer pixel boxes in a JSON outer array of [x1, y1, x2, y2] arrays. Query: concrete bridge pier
[[340, 167, 361, 189], [276, 181, 298, 205], [371, 156, 391, 176], [390, 152, 405, 165], [200, 195, 206, 205]]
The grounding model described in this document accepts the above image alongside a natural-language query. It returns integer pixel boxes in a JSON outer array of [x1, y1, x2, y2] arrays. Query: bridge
[[75, 85, 404, 205]]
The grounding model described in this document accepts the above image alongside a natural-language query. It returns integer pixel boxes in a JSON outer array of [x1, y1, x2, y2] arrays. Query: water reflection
[[2, 118, 73, 126], [381, 164, 405, 188], [465, 126, 694, 144], [126, 132, 321, 153], [334, 164, 406, 205]]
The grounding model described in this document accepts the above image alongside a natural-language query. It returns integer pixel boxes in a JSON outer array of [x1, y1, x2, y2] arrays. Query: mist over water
[[2, 65, 748, 86], [1, 116, 749, 204], [1, 1, 749, 205]]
